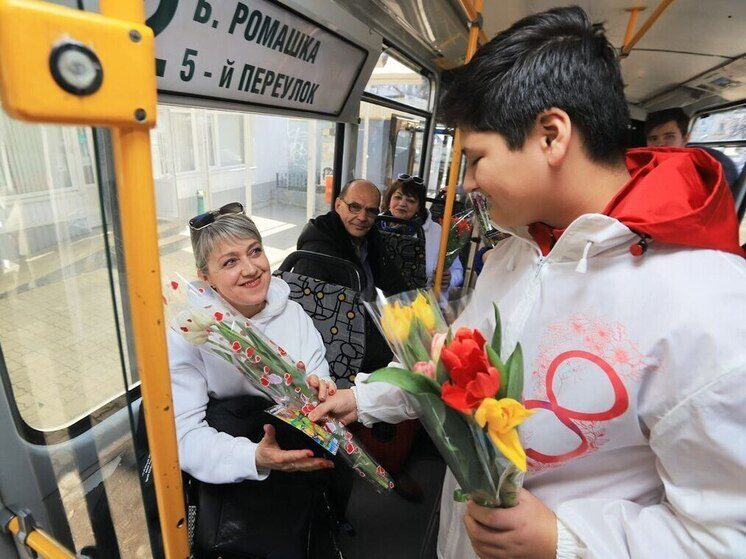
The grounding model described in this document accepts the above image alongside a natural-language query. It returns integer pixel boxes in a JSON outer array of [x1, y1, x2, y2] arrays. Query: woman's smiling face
[[389, 188, 420, 220], [200, 236, 270, 318]]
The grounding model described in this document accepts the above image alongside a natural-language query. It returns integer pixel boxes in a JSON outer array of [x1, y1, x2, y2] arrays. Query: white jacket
[[354, 149, 746, 558], [168, 276, 331, 484], [422, 212, 464, 289]]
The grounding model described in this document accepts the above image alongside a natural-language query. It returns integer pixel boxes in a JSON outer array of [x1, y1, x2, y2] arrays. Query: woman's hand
[[255, 424, 334, 472], [307, 389, 358, 426], [307, 374, 336, 403]]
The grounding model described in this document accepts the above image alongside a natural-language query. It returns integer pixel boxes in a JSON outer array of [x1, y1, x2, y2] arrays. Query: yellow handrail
[[620, 0, 676, 58], [99, 2, 190, 558], [6, 516, 76, 559], [433, 0, 483, 298]]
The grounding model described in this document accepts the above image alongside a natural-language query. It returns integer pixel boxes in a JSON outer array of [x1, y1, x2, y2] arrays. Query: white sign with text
[[146, 0, 368, 115]]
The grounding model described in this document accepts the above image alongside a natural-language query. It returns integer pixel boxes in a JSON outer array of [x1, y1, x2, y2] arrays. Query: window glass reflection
[[365, 51, 431, 111], [151, 105, 336, 281]]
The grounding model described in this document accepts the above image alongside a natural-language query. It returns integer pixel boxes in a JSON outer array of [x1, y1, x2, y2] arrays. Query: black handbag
[[193, 395, 343, 559]]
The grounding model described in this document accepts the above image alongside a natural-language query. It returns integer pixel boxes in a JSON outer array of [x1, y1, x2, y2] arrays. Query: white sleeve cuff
[[556, 518, 583, 559], [352, 373, 418, 426], [230, 437, 270, 482]]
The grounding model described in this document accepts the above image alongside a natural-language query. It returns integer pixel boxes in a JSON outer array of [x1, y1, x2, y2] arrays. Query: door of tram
[[388, 115, 424, 180]]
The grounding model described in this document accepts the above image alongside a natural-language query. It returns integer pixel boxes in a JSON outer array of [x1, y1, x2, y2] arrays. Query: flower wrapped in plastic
[[163, 273, 394, 492], [443, 208, 474, 268], [469, 192, 509, 247], [365, 290, 533, 507]]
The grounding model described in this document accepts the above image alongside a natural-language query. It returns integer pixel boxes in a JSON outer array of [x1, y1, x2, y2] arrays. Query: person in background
[[311, 6, 746, 559], [646, 107, 739, 186], [296, 179, 405, 303], [381, 174, 464, 292], [296, 180, 423, 502]]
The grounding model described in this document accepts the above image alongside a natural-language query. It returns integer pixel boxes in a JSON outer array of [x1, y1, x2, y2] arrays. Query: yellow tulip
[[475, 398, 534, 472], [380, 301, 413, 342], [411, 292, 437, 332]]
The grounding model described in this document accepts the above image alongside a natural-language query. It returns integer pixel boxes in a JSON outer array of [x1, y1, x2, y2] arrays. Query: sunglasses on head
[[189, 202, 245, 231], [397, 173, 424, 186]]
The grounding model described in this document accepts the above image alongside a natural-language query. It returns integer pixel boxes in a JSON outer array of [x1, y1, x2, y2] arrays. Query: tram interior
[[0, 0, 744, 558]]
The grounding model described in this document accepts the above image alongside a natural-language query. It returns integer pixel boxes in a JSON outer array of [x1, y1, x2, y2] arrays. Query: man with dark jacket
[[296, 178, 406, 301], [297, 179, 423, 501]]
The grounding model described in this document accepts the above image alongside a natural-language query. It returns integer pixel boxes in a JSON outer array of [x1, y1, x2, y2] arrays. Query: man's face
[[461, 129, 551, 228], [334, 182, 380, 238], [646, 120, 687, 147]]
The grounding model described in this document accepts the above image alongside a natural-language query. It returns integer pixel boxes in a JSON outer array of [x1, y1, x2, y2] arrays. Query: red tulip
[[440, 328, 501, 412]]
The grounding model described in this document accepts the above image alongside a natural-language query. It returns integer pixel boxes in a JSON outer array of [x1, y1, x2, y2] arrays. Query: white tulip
[[173, 309, 216, 345]]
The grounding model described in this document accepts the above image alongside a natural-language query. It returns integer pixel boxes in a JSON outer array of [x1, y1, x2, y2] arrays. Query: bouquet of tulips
[[443, 208, 474, 268], [163, 274, 394, 492], [364, 290, 533, 507]]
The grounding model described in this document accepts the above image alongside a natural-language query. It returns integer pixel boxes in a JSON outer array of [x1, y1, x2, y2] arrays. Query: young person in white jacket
[[381, 175, 464, 291], [169, 206, 337, 483], [310, 7, 746, 559]]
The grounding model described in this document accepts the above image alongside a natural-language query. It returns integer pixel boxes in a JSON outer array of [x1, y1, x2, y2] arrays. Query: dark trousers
[[194, 396, 351, 559]]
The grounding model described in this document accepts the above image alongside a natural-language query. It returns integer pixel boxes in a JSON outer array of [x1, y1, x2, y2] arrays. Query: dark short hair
[[644, 108, 689, 136], [381, 179, 428, 220], [439, 6, 628, 166]]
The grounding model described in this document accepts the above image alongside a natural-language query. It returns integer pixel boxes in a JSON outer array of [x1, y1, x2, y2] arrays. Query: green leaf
[[487, 345, 509, 400], [505, 343, 524, 401], [365, 367, 441, 396], [435, 358, 449, 385], [446, 327, 453, 345], [490, 303, 502, 357]]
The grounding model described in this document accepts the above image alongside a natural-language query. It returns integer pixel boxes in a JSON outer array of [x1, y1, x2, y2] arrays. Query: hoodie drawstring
[[575, 241, 593, 273]]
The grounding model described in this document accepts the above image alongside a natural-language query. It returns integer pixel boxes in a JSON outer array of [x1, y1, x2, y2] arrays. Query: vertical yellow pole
[[99, 2, 189, 558], [433, 0, 483, 297]]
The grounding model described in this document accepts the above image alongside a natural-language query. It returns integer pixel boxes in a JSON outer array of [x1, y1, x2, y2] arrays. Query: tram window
[[171, 109, 197, 173], [365, 50, 431, 111], [152, 104, 336, 278], [356, 100, 425, 189], [689, 106, 746, 144], [689, 106, 746, 172], [0, 112, 132, 432], [427, 126, 454, 196]]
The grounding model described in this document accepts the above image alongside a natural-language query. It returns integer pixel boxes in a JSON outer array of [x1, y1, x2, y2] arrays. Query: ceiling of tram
[[481, 0, 746, 113], [335, 0, 744, 114]]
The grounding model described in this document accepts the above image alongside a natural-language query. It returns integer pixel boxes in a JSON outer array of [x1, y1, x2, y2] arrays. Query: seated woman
[[382, 175, 464, 292], [168, 202, 338, 558]]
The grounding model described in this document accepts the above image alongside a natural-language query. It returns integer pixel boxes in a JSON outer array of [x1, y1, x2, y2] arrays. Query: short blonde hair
[[191, 213, 262, 274]]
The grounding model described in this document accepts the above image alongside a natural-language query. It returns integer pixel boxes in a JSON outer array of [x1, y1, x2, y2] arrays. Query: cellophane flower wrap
[[163, 273, 393, 493], [443, 209, 474, 268], [469, 192, 509, 247], [364, 290, 533, 507]]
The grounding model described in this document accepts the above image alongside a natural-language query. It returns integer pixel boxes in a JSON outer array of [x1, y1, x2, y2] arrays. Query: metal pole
[[433, 0, 483, 298], [99, 2, 190, 558]]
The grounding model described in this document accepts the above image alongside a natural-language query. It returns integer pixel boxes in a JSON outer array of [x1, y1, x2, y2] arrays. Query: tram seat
[[275, 251, 366, 388], [375, 216, 428, 290]]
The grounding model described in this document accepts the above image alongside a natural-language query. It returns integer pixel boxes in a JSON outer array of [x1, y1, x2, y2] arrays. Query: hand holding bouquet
[[365, 290, 533, 507], [163, 274, 394, 492]]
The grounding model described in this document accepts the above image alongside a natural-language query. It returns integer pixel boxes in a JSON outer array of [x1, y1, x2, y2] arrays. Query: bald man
[[296, 179, 404, 298]]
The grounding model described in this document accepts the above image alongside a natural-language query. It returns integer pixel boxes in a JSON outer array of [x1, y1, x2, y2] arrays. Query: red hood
[[606, 148, 743, 257], [531, 148, 744, 257]]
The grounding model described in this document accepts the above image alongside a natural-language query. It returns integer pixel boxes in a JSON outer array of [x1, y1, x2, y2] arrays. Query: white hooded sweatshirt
[[168, 276, 331, 484], [422, 211, 465, 289], [353, 149, 746, 558]]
